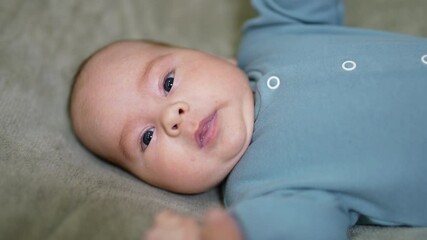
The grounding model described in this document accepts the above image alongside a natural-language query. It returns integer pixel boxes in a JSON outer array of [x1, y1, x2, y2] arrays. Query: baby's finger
[[144, 213, 202, 240], [154, 210, 181, 226]]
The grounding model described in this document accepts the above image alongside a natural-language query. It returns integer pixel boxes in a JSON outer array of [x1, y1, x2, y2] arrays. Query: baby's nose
[[160, 102, 189, 137]]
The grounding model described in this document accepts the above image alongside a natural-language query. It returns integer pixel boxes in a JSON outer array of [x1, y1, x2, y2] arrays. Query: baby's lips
[[195, 111, 217, 148]]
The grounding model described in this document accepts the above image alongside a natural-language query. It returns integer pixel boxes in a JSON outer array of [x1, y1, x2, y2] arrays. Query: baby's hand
[[144, 210, 201, 240], [144, 208, 243, 240]]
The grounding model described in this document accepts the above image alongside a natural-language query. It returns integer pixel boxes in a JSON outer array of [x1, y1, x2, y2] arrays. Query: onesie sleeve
[[229, 190, 355, 240], [237, 0, 345, 70], [247, 0, 344, 27]]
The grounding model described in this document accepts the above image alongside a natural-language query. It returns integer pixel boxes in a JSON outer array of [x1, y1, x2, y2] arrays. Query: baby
[[70, 0, 427, 239]]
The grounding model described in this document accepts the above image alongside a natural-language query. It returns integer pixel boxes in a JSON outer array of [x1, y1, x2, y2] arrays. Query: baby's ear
[[226, 58, 237, 65]]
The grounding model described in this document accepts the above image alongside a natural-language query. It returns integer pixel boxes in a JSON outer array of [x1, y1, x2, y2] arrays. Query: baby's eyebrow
[[140, 56, 157, 85], [139, 53, 173, 89], [119, 123, 137, 162]]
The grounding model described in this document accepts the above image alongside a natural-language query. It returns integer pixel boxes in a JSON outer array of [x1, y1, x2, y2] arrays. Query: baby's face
[[71, 41, 254, 193]]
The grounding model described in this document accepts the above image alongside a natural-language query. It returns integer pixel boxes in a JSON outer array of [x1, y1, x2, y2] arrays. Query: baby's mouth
[[195, 111, 217, 148]]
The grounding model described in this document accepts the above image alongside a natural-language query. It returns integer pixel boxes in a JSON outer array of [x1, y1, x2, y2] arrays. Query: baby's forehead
[[86, 40, 186, 82], [91, 41, 159, 67], [80, 41, 167, 88]]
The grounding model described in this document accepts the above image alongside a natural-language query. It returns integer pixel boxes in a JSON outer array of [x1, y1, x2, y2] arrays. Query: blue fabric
[[223, 0, 427, 239]]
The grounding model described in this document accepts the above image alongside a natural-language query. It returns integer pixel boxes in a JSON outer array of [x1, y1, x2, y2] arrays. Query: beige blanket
[[1, 0, 426, 239]]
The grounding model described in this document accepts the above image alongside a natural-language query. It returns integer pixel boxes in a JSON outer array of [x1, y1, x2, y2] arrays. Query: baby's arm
[[248, 0, 344, 27], [145, 190, 353, 240], [238, 0, 345, 69], [144, 208, 243, 240]]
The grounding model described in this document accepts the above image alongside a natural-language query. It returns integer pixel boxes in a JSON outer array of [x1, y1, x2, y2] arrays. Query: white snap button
[[342, 60, 357, 71], [267, 76, 280, 90], [421, 55, 427, 65]]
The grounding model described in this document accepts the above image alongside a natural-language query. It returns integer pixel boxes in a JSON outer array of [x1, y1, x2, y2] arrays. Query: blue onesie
[[223, 0, 427, 239]]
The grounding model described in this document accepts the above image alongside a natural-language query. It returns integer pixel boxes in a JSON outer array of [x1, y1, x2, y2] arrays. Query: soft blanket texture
[[0, 0, 426, 239]]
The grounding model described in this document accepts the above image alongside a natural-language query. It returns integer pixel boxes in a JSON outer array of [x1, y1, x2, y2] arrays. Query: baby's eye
[[163, 72, 174, 94], [141, 127, 155, 148]]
